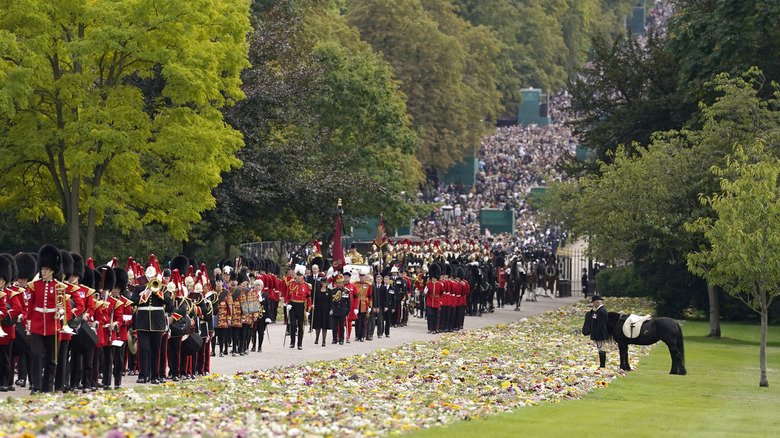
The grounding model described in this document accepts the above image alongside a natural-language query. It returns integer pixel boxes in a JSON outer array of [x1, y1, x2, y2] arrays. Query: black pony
[[582, 311, 686, 375]]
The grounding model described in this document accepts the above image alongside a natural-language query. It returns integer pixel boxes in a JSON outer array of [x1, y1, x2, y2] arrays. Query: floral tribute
[[0, 298, 656, 437]]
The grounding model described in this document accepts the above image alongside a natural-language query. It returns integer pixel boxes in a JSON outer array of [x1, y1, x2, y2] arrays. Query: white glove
[[287, 304, 292, 310], [353, 309, 359, 315], [265, 318, 271, 323]]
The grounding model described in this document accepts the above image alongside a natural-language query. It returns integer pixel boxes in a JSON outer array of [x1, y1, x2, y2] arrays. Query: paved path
[[10, 294, 582, 397], [210, 294, 581, 374]]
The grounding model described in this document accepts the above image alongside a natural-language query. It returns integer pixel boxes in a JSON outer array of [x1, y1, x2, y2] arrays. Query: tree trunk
[[85, 206, 97, 260], [706, 281, 721, 338], [760, 307, 768, 387], [67, 176, 81, 253]]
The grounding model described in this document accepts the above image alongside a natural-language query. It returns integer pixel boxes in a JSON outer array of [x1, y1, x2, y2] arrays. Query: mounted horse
[[541, 258, 558, 297], [582, 310, 686, 375], [507, 258, 527, 310]]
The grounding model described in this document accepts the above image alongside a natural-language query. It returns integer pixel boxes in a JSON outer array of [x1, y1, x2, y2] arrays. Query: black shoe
[[0, 386, 7, 392], [297, 346, 302, 350], [7, 386, 14, 391], [30, 389, 39, 396], [321, 342, 326, 347], [150, 379, 159, 385], [250, 347, 256, 352], [339, 340, 344, 345], [114, 385, 121, 390], [172, 376, 179, 382], [82, 388, 90, 393], [289, 344, 295, 349], [136, 377, 148, 384], [211, 352, 216, 357], [219, 353, 223, 357], [258, 348, 262, 353]]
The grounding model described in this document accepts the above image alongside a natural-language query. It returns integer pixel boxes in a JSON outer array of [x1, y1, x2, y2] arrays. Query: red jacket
[[288, 281, 311, 308], [0, 286, 24, 345], [26, 279, 60, 336]]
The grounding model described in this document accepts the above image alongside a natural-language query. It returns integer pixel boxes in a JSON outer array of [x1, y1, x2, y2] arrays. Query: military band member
[[346, 243, 364, 265], [287, 266, 311, 350], [131, 259, 174, 384], [229, 271, 243, 356], [424, 264, 442, 334]]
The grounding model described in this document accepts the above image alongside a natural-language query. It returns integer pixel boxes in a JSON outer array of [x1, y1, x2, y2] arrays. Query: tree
[[546, 70, 780, 334], [346, 0, 500, 170], [687, 140, 780, 387], [565, 30, 691, 174], [0, 0, 251, 257]]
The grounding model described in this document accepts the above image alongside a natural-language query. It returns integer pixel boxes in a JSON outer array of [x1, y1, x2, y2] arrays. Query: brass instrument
[[0, 291, 6, 337], [149, 278, 163, 293], [54, 280, 69, 365]]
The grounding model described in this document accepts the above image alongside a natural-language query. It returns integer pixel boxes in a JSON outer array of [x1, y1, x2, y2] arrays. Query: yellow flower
[[441, 349, 450, 355], [501, 381, 511, 389]]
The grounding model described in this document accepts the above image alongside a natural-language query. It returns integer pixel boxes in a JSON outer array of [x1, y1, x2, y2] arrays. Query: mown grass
[[412, 320, 780, 438]]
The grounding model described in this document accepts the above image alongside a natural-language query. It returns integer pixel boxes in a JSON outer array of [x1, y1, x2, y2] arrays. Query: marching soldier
[[131, 257, 174, 385], [343, 271, 358, 343], [215, 282, 231, 357], [26, 244, 64, 395], [424, 264, 442, 334], [0, 254, 17, 392]]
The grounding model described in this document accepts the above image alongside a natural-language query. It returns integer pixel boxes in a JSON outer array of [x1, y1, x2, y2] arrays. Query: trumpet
[[149, 278, 163, 293]]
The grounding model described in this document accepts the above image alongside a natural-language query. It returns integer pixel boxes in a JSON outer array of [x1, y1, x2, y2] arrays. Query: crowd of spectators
[[413, 92, 576, 252]]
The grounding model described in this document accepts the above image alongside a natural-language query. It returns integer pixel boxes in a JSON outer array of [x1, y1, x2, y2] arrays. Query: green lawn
[[412, 321, 780, 438]]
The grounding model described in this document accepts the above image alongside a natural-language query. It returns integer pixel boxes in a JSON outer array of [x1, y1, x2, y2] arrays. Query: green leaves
[[0, 0, 252, 253]]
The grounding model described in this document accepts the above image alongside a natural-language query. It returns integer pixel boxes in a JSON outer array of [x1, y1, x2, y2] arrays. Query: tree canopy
[[0, 0, 252, 257]]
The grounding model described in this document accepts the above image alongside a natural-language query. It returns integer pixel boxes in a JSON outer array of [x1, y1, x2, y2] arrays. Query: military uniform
[[131, 278, 174, 384], [353, 281, 372, 341], [287, 280, 311, 349]]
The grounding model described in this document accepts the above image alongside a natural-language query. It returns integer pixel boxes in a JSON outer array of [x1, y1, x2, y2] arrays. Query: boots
[[599, 351, 606, 368]]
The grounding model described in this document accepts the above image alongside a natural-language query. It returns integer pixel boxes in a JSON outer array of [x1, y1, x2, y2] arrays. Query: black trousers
[[0, 342, 12, 387], [383, 309, 393, 336], [136, 331, 162, 381], [159, 333, 168, 380], [54, 339, 70, 390], [90, 347, 101, 388], [426, 307, 439, 332], [30, 334, 56, 392], [101, 345, 114, 387], [355, 312, 367, 340], [231, 326, 241, 353], [288, 302, 305, 347], [167, 336, 182, 377], [217, 328, 230, 354], [332, 315, 346, 342], [70, 341, 93, 388]]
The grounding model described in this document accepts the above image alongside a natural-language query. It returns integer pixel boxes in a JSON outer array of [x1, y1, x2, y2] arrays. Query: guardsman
[[53, 251, 82, 393], [131, 256, 174, 385], [424, 264, 442, 334], [0, 254, 17, 392], [2, 254, 25, 393], [287, 265, 311, 350], [26, 244, 64, 395], [12, 253, 36, 390], [95, 265, 119, 391]]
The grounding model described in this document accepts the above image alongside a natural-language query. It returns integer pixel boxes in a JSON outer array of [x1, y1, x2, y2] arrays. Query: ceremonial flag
[[376, 214, 388, 248], [332, 212, 346, 271]]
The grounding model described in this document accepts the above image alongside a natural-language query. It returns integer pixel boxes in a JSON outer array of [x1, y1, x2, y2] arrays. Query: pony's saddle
[[622, 314, 652, 339]]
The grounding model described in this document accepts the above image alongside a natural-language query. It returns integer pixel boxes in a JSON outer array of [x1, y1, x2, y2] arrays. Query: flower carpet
[[0, 298, 656, 437]]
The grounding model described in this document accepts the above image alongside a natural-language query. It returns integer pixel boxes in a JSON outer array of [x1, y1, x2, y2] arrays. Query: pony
[[582, 310, 686, 375]]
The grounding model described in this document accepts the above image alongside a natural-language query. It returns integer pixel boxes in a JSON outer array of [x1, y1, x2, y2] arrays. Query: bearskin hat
[[113, 267, 129, 293], [0, 254, 15, 284], [38, 244, 62, 277], [495, 255, 505, 268], [14, 253, 37, 281], [237, 271, 249, 285], [170, 255, 189, 277], [228, 270, 238, 282], [95, 265, 116, 291], [60, 250, 74, 280], [429, 263, 442, 279], [71, 252, 85, 279], [81, 267, 95, 289]]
